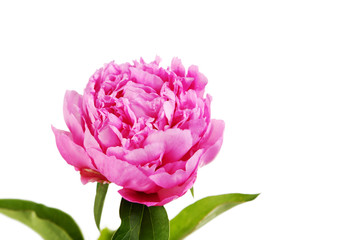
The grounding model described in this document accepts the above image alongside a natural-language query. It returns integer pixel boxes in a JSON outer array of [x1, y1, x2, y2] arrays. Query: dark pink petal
[[87, 148, 158, 192], [63, 90, 84, 145], [79, 169, 108, 184], [197, 119, 225, 166], [144, 129, 193, 163], [52, 126, 94, 170], [119, 171, 197, 206], [180, 77, 194, 91], [117, 190, 162, 207]]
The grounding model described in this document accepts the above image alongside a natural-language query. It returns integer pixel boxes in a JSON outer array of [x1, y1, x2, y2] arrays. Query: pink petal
[[63, 90, 84, 145], [83, 126, 102, 151], [79, 169, 108, 184], [124, 143, 165, 165], [52, 126, 94, 170], [198, 119, 225, 166], [171, 57, 185, 77], [149, 149, 203, 188], [97, 125, 121, 148], [130, 67, 164, 92], [163, 101, 175, 124], [162, 161, 186, 174], [144, 128, 193, 163], [87, 148, 158, 192], [106, 146, 127, 159], [82, 90, 98, 124], [179, 118, 207, 143], [187, 65, 208, 96], [119, 171, 197, 206]]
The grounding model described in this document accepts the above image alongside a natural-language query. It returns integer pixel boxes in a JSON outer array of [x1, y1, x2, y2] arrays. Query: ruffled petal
[[87, 148, 158, 192], [130, 67, 164, 92], [179, 118, 207, 144], [144, 128, 193, 163], [83, 125, 102, 151], [198, 119, 225, 166], [186, 65, 208, 96], [97, 125, 121, 148], [52, 126, 94, 170], [171, 57, 185, 77], [63, 90, 84, 145], [149, 149, 203, 188], [123, 143, 165, 165]]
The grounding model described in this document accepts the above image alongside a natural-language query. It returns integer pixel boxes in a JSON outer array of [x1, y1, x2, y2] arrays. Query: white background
[[0, 0, 359, 239]]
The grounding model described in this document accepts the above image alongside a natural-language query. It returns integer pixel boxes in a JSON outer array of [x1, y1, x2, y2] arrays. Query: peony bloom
[[52, 57, 224, 206]]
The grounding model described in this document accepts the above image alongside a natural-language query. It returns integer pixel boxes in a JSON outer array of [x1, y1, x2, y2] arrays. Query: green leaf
[[190, 187, 194, 198], [112, 199, 144, 240], [139, 205, 169, 240], [169, 193, 259, 240], [94, 183, 109, 230], [0, 199, 84, 240], [112, 198, 169, 240], [98, 227, 115, 240]]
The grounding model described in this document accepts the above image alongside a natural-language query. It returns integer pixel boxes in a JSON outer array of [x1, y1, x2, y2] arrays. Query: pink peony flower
[[52, 57, 224, 206]]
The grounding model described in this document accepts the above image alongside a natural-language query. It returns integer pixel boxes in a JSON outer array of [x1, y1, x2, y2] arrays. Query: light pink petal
[[83, 126, 102, 151], [106, 146, 127, 159], [179, 90, 198, 109], [63, 91, 84, 145], [198, 119, 225, 166], [162, 161, 186, 174], [199, 139, 223, 167], [87, 148, 158, 192], [97, 125, 121, 148], [156, 172, 196, 204], [130, 67, 164, 92], [83, 90, 98, 123], [144, 129, 193, 163], [160, 83, 176, 101], [171, 57, 185, 77], [52, 126, 94, 170], [149, 149, 203, 188], [108, 113, 123, 129], [122, 81, 158, 101], [124, 143, 165, 165], [163, 101, 175, 124], [122, 98, 137, 125], [203, 94, 212, 123], [179, 118, 207, 143], [187, 65, 208, 96]]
